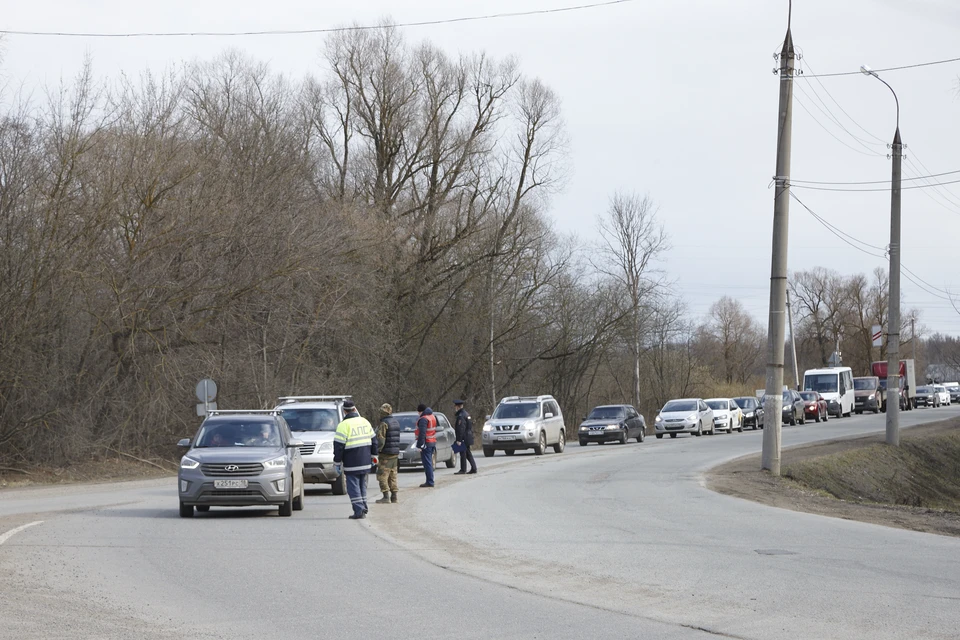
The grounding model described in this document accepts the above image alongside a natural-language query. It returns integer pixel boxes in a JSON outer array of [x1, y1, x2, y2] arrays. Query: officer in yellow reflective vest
[[333, 400, 379, 519]]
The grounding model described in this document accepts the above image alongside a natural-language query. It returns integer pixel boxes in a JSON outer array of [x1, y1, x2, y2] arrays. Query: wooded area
[[0, 27, 947, 467]]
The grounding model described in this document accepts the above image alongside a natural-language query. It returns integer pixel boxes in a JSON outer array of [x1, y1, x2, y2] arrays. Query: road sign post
[[195, 378, 218, 417]]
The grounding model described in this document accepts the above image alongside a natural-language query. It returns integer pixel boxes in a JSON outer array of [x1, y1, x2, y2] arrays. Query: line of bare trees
[[0, 27, 940, 468]]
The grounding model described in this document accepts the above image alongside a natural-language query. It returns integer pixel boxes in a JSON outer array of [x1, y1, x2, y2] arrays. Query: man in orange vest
[[415, 403, 437, 487]]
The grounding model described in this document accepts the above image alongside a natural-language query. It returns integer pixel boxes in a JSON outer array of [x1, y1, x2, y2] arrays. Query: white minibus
[[803, 367, 855, 418]]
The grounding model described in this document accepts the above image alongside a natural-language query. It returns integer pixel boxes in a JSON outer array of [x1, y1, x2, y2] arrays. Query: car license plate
[[214, 479, 248, 489], [496, 435, 516, 441], [589, 430, 604, 435]]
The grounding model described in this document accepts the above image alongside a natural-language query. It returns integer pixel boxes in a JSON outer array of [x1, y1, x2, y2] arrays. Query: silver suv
[[481, 395, 566, 457], [272, 396, 350, 495], [177, 410, 305, 518]]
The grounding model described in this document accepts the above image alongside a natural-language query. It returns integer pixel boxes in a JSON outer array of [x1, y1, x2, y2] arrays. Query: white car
[[272, 396, 351, 495], [654, 398, 714, 438], [933, 385, 951, 406], [705, 398, 743, 433]]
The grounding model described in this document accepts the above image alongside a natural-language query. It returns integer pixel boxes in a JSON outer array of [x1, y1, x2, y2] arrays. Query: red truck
[[871, 359, 917, 411]]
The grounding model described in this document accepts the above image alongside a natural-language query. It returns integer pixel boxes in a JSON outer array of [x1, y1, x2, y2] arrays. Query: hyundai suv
[[272, 396, 350, 495], [481, 395, 566, 457], [177, 410, 305, 518]]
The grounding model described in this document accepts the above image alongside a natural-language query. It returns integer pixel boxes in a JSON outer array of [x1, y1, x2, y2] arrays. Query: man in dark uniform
[[453, 399, 477, 475], [375, 403, 400, 504]]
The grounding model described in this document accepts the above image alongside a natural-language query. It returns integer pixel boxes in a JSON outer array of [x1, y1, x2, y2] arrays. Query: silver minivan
[[481, 395, 566, 457]]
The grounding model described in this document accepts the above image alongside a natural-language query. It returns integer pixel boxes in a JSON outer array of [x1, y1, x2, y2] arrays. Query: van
[[803, 367, 854, 418]]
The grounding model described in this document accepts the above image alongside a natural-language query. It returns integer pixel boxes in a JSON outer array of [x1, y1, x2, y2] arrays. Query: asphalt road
[[2, 406, 959, 639]]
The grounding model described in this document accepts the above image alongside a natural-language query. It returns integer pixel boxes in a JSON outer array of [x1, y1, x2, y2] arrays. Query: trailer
[[871, 359, 917, 410]]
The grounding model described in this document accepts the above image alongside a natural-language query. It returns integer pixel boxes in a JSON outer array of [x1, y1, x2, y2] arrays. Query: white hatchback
[[705, 398, 744, 433]]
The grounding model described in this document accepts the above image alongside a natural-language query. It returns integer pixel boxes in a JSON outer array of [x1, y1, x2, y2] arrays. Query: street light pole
[[861, 65, 901, 446]]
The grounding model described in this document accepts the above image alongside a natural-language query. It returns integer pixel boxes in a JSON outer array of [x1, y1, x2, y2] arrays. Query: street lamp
[[861, 64, 902, 446]]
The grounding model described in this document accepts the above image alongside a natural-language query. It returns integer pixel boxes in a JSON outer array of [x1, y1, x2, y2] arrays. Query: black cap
[[342, 400, 356, 410], [417, 403, 427, 413], [453, 399, 464, 405]]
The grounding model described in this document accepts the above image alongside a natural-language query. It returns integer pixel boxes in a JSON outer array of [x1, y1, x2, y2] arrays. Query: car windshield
[[396, 414, 419, 432], [492, 402, 540, 419], [706, 400, 728, 410], [917, 386, 932, 393], [662, 400, 696, 413], [804, 373, 839, 393], [733, 398, 756, 410], [587, 407, 626, 420], [853, 378, 877, 390], [799, 392, 818, 401], [281, 408, 338, 432], [195, 420, 279, 447]]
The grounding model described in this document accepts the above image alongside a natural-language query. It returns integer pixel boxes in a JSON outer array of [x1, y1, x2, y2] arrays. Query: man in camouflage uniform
[[375, 403, 400, 504]]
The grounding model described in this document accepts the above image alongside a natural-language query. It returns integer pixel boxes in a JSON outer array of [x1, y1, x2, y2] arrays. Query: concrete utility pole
[[861, 65, 902, 446], [761, 19, 795, 475], [787, 288, 800, 390], [912, 317, 916, 361]]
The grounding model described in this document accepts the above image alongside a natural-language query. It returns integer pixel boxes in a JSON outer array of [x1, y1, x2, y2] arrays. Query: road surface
[[1, 406, 959, 639]]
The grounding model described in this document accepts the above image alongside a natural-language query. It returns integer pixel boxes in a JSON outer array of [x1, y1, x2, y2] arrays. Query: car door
[[544, 400, 560, 444], [698, 400, 711, 430], [435, 413, 453, 459], [625, 406, 637, 438]]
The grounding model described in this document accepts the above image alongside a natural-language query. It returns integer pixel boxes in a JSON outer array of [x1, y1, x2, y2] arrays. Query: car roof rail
[[277, 395, 352, 404], [500, 395, 554, 404], [208, 409, 283, 416]]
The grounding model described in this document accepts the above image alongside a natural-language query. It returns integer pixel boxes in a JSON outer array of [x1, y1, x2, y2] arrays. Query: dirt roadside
[[706, 418, 960, 538], [0, 458, 174, 490]]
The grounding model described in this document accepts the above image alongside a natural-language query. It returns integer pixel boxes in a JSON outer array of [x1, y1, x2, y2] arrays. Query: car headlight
[[264, 456, 287, 469], [318, 441, 333, 451], [579, 426, 589, 431], [655, 415, 663, 423], [687, 414, 698, 423], [180, 456, 200, 470], [482, 423, 492, 432], [605, 424, 619, 430], [745, 411, 754, 417]]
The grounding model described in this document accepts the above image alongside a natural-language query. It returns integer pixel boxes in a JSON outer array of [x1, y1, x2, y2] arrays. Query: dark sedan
[[578, 404, 645, 445], [394, 411, 458, 468], [914, 386, 939, 408], [733, 396, 763, 430], [781, 389, 806, 425]]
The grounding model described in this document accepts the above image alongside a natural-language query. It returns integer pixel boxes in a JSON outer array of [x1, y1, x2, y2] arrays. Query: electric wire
[[799, 55, 960, 78], [791, 177, 960, 193], [791, 168, 960, 186], [907, 153, 960, 209], [794, 91, 881, 158], [800, 59, 889, 145], [0, 0, 636, 37]]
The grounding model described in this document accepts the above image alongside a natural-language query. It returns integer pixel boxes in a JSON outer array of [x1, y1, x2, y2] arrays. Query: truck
[[871, 359, 916, 411]]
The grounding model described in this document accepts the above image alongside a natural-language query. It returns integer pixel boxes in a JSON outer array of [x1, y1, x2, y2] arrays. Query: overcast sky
[[4, 0, 960, 340]]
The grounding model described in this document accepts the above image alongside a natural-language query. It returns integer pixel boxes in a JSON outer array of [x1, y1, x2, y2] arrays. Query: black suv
[[732, 396, 764, 430]]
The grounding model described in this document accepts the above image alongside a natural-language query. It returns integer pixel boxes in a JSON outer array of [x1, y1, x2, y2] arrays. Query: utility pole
[[762, 14, 795, 475], [886, 128, 902, 445], [787, 288, 800, 390], [911, 317, 916, 361], [861, 65, 902, 446]]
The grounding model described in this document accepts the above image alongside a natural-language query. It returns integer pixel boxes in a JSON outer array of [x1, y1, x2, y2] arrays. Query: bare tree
[[593, 193, 667, 408]]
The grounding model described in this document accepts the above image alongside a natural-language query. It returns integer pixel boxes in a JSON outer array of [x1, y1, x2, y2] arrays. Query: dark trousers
[[421, 444, 436, 486], [345, 472, 369, 516], [459, 447, 477, 472]]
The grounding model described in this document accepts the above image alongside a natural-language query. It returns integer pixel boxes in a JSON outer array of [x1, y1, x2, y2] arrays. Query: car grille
[[495, 425, 521, 431], [298, 444, 316, 456], [200, 462, 264, 476]]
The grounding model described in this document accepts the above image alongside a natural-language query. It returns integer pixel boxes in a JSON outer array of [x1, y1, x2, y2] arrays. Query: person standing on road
[[333, 400, 378, 519], [453, 399, 477, 475], [375, 403, 400, 504], [415, 403, 437, 488]]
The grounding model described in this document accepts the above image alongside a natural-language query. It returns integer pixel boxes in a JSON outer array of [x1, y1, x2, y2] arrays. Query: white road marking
[[0, 520, 44, 546]]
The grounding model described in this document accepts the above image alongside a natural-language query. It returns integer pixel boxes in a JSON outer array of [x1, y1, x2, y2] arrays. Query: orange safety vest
[[416, 413, 437, 444]]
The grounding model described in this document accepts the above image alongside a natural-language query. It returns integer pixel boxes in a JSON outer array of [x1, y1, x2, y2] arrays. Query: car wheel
[[293, 480, 304, 511], [505, 449, 515, 456], [799, 411, 805, 425], [483, 447, 495, 457], [789, 410, 796, 426], [694, 422, 702, 437], [669, 433, 677, 438], [814, 410, 820, 423], [553, 430, 565, 453], [534, 432, 546, 455], [279, 481, 294, 517], [579, 439, 588, 446], [728, 419, 734, 433], [332, 473, 346, 496], [619, 430, 628, 445], [637, 429, 645, 443], [195, 505, 210, 513], [445, 449, 456, 468], [179, 502, 194, 518]]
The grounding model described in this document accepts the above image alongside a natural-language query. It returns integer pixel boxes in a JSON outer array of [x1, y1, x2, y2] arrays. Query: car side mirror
[[288, 439, 304, 448], [485, 415, 491, 420], [177, 438, 191, 448], [544, 412, 554, 419]]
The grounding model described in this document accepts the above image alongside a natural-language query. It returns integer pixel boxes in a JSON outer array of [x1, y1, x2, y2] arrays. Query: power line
[[793, 63, 886, 152], [793, 91, 881, 158], [799, 55, 960, 78], [792, 168, 960, 186], [791, 176, 960, 193], [800, 58, 888, 145], [0, 0, 636, 37]]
